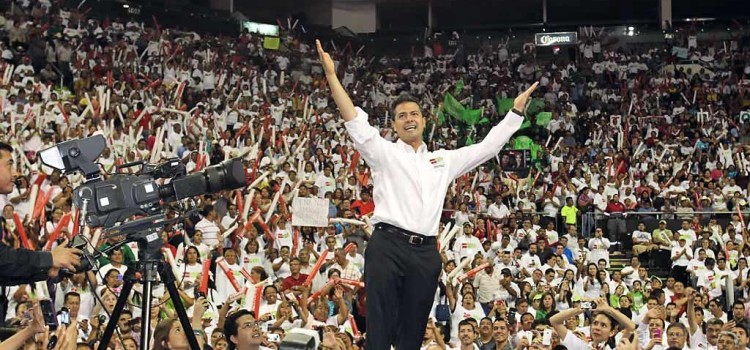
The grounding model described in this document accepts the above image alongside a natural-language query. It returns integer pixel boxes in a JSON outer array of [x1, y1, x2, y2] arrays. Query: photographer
[[0, 142, 83, 285], [0, 142, 83, 322]]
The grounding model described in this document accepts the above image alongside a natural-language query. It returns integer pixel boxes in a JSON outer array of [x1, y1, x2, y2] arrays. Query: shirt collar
[[395, 138, 427, 154]]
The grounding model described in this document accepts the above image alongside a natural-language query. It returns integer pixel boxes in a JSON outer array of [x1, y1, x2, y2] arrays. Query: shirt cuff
[[39, 251, 53, 271], [343, 107, 372, 145]]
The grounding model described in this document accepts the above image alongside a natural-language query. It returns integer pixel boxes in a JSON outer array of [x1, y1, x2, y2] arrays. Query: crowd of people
[[1, 0, 750, 349]]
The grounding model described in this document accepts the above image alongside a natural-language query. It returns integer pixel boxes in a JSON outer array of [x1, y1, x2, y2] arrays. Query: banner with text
[[291, 197, 330, 227], [534, 32, 578, 46]]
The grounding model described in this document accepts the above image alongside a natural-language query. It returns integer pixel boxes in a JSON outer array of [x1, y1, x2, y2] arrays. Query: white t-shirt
[[195, 218, 221, 247]]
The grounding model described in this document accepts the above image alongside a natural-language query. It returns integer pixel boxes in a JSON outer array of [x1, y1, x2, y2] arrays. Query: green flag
[[526, 98, 546, 117], [437, 109, 446, 125], [460, 108, 486, 125], [514, 135, 534, 150], [454, 79, 465, 95], [536, 112, 552, 127], [530, 143, 542, 160], [496, 98, 514, 115], [513, 135, 541, 160], [443, 93, 465, 119]]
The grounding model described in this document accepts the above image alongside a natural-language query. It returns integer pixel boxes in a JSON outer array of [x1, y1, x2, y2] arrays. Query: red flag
[[57, 102, 69, 124], [235, 191, 244, 219], [304, 250, 328, 286], [13, 213, 31, 249], [71, 210, 80, 237], [31, 189, 52, 222], [216, 258, 242, 293], [44, 213, 71, 251], [198, 258, 211, 296], [292, 228, 300, 257], [33, 173, 47, 186], [349, 151, 360, 174]]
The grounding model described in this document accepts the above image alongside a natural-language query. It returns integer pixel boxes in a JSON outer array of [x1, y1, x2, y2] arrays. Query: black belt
[[375, 222, 437, 246]]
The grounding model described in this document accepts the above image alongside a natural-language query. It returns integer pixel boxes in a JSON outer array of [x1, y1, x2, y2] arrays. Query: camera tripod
[[97, 216, 200, 350]]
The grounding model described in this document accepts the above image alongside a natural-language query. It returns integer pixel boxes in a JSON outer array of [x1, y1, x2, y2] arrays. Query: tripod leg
[[140, 280, 153, 350], [161, 264, 201, 350], [98, 278, 135, 350]]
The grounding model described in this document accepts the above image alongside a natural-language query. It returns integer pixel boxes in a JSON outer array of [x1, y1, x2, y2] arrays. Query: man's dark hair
[[64, 292, 81, 304], [458, 318, 476, 332], [0, 142, 13, 154], [390, 94, 424, 116], [202, 204, 214, 217], [650, 288, 665, 299], [263, 285, 278, 295], [224, 309, 255, 350]]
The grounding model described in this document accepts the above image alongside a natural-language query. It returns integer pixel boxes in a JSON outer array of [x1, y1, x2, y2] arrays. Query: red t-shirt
[[606, 202, 626, 213], [281, 273, 309, 292], [351, 199, 375, 217]]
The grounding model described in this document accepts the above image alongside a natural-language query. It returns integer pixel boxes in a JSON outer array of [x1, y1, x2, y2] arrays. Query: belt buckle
[[408, 235, 424, 245]]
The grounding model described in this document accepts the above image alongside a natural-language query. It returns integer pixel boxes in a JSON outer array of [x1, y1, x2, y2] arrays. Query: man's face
[[118, 314, 133, 332], [734, 327, 748, 348], [521, 314, 534, 330], [0, 150, 17, 194], [393, 101, 426, 146], [479, 319, 492, 336], [502, 252, 511, 263], [231, 315, 263, 347], [299, 249, 310, 263], [707, 323, 722, 345], [289, 260, 301, 274], [112, 250, 124, 264], [459, 324, 477, 345], [532, 270, 542, 281], [734, 304, 745, 319], [65, 296, 81, 316], [493, 321, 509, 343], [718, 335, 738, 350], [667, 327, 687, 349]]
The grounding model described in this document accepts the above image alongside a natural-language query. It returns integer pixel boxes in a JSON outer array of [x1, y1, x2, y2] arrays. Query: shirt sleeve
[[444, 111, 524, 179], [0, 243, 53, 285], [343, 107, 388, 169]]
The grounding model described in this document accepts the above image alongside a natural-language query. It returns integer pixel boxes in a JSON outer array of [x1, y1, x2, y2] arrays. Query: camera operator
[[0, 142, 83, 319]]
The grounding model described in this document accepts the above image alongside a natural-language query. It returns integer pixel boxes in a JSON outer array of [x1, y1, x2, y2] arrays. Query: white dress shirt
[[671, 245, 692, 267], [487, 202, 511, 220], [344, 107, 523, 236]]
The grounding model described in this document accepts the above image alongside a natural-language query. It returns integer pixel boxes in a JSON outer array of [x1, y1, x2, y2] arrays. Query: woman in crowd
[[550, 297, 636, 350]]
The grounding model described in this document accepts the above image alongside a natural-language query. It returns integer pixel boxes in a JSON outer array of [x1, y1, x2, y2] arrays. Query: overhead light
[[627, 26, 634, 31], [123, 4, 129, 8]]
